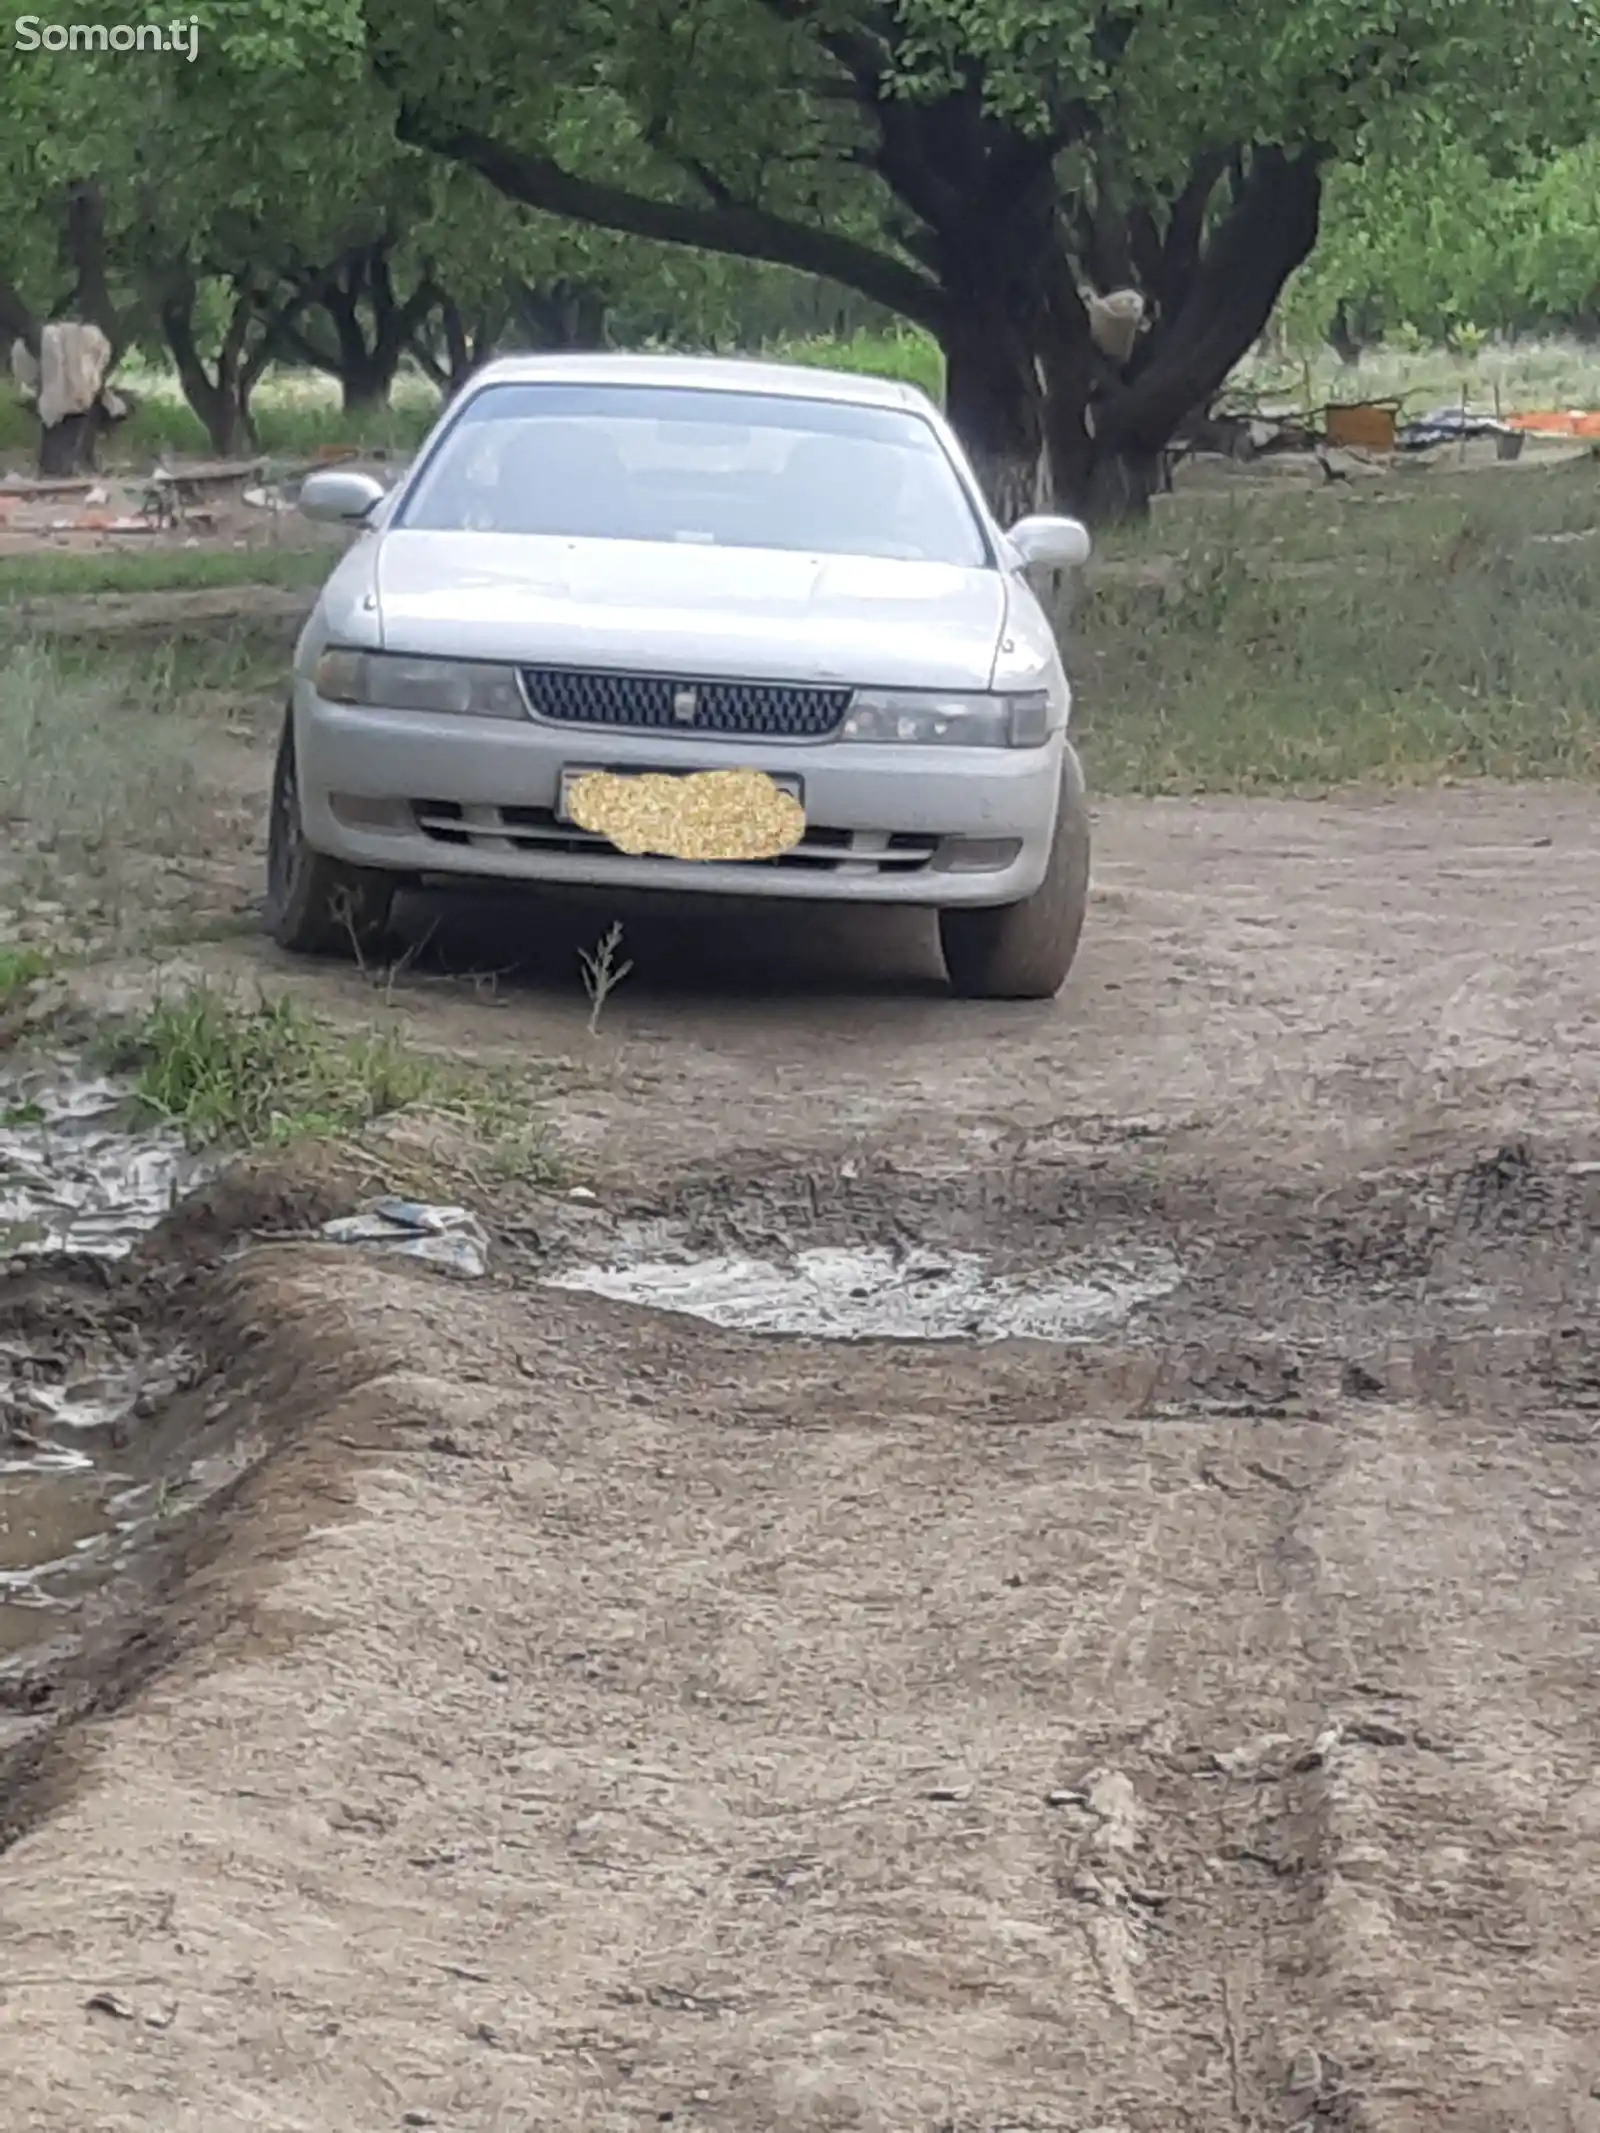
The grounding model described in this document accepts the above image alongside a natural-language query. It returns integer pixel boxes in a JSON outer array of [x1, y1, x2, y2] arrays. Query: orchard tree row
[[2, 0, 1598, 515], [0, 22, 861, 463]]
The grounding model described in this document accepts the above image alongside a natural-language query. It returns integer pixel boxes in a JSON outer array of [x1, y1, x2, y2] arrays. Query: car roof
[[459, 350, 931, 413]]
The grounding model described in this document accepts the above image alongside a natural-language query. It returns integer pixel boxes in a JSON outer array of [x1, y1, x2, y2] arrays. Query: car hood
[[368, 531, 1008, 688]]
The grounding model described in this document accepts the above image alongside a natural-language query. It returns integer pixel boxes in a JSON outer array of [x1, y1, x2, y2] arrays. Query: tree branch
[[641, 116, 739, 209], [393, 104, 948, 332], [1103, 147, 1325, 449], [1126, 150, 1228, 319], [754, 0, 894, 100], [61, 181, 127, 356], [273, 313, 343, 374]]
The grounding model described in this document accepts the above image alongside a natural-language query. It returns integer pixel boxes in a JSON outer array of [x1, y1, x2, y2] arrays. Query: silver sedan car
[[267, 353, 1093, 998]]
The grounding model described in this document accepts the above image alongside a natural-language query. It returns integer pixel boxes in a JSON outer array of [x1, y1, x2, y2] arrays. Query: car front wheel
[[263, 711, 398, 960], [937, 745, 1091, 1002]]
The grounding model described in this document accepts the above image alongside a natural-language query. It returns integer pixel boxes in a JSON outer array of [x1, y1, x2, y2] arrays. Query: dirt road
[[3, 783, 1599, 2132]]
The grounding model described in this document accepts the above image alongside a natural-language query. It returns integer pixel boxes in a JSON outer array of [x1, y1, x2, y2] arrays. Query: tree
[[0, 181, 138, 473], [0, 35, 144, 472], [1, 2, 443, 449], [118, 16, 443, 435], [350, 0, 1600, 519], [1285, 129, 1600, 352]]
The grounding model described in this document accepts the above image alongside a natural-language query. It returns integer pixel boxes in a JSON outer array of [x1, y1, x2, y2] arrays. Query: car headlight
[[838, 688, 1054, 748], [314, 649, 524, 720]]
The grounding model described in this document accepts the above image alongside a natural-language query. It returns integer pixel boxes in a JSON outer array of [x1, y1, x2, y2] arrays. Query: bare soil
[[2, 760, 1600, 2131]]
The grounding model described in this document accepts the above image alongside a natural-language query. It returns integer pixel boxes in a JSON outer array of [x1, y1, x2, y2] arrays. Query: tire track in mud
[[983, 1399, 1600, 2132], [1286, 1410, 1600, 2133], [1129, 1404, 1600, 2133]]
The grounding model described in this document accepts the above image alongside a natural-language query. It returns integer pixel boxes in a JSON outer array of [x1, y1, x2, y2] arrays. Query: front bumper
[[292, 690, 1067, 907]]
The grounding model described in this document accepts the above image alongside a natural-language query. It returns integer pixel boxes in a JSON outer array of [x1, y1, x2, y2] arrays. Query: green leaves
[[1290, 128, 1600, 346], [6, 0, 1600, 432]]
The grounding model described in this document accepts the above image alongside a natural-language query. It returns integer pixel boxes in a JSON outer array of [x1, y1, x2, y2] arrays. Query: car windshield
[[395, 381, 991, 567]]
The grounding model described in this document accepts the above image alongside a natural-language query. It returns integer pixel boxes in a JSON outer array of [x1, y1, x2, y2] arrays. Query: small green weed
[[105, 986, 451, 1146], [0, 944, 52, 1011], [102, 984, 552, 1168], [578, 922, 633, 1034]]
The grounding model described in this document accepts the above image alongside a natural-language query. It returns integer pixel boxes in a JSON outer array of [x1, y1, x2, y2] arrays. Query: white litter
[[320, 1197, 490, 1279]]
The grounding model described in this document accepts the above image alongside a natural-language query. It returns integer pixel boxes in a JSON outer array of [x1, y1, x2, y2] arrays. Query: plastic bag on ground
[[319, 1197, 489, 1278]]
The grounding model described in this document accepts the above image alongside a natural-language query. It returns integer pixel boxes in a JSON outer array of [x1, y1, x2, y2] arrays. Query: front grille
[[412, 801, 937, 874], [520, 666, 851, 740]]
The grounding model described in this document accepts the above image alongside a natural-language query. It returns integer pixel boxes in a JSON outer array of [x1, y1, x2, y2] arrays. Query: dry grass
[[1072, 458, 1600, 792], [1239, 334, 1600, 421], [0, 640, 217, 944]]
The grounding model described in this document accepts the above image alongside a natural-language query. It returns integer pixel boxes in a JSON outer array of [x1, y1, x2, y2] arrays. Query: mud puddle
[[0, 1469, 128, 1662], [545, 1234, 1183, 1341], [1, 1058, 204, 1655]]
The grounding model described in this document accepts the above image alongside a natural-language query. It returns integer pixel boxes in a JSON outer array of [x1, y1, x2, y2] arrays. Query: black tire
[[938, 744, 1091, 1001], [263, 711, 398, 960]]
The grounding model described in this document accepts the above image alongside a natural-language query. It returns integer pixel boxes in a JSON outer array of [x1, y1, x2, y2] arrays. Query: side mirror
[[1006, 513, 1092, 571], [299, 467, 388, 525]]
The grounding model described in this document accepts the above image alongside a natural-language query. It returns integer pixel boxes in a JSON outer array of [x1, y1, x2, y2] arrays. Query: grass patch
[[1235, 336, 1600, 427], [110, 986, 451, 1145], [1073, 461, 1600, 792], [0, 640, 211, 926], [0, 545, 332, 604], [0, 945, 52, 1011], [105, 984, 550, 1170], [0, 362, 437, 466], [763, 327, 944, 398]]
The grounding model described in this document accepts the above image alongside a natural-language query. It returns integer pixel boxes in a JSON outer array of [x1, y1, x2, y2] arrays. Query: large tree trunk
[[1079, 441, 1168, 522], [939, 266, 1162, 525], [1094, 150, 1324, 476], [941, 317, 1044, 527], [320, 254, 403, 413], [922, 155, 1064, 525], [37, 409, 106, 477], [339, 359, 393, 415], [8, 187, 127, 476], [59, 182, 123, 354]]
